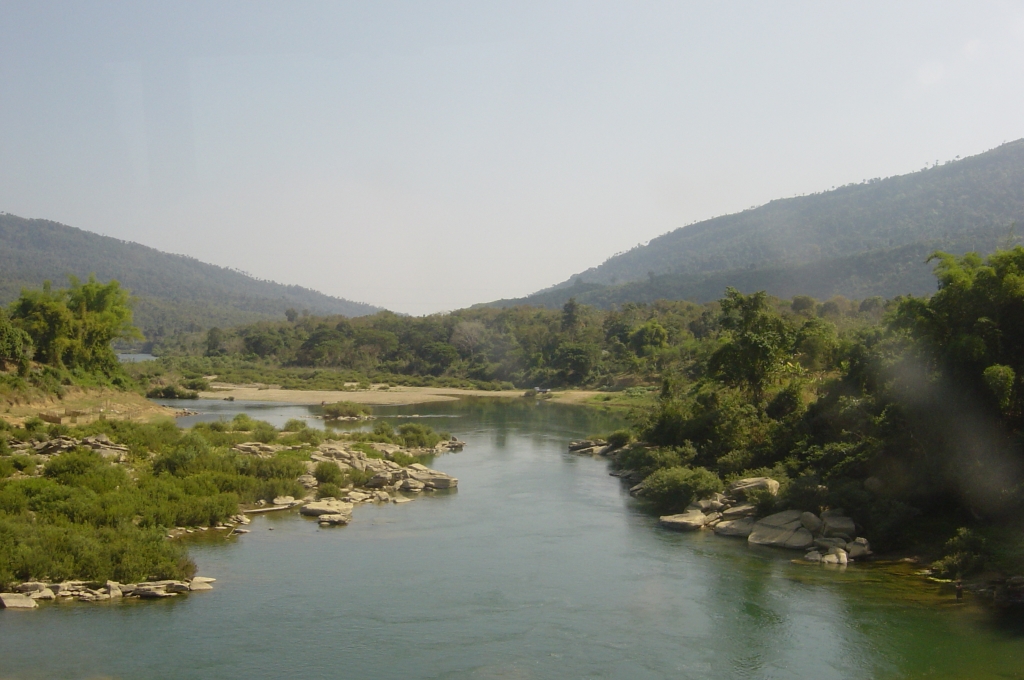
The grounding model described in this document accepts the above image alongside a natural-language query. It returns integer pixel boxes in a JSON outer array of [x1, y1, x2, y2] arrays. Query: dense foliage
[[617, 247, 1024, 570], [0, 414, 449, 585], [150, 294, 883, 391]]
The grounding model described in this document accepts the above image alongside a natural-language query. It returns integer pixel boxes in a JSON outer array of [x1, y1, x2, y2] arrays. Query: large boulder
[[659, 510, 707, 531], [800, 512, 822, 533], [728, 477, 779, 499], [364, 471, 393, 488], [407, 470, 458, 489], [317, 513, 351, 526], [713, 517, 756, 538], [0, 593, 38, 609], [847, 538, 871, 559], [721, 503, 757, 519], [300, 500, 354, 517], [822, 515, 856, 539], [748, 510, 814, 550]]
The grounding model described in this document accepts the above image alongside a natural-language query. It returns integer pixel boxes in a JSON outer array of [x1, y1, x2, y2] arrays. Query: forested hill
[[0, 213, 379, 339], [495, 139, 1024, 309]]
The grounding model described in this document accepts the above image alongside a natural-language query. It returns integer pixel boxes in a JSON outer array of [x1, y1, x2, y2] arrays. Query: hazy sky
[[2, 2, 1023, 314]]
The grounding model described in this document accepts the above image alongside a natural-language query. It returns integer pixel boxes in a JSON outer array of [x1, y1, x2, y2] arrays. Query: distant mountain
[[496, 139, 1024, 309], [0, 213, 379, 340]]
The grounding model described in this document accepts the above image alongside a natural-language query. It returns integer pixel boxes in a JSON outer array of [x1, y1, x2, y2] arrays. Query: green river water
[[1, 398, 1023, 679]]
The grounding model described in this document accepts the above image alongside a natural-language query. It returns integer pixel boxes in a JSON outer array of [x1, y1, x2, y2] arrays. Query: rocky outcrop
[[1, 578, 216, 607], [299, 500, 354, 517], [713, 517, 756, 537], [625, 470, 873, 559], [659, 510, 708, 531], [748, 510, 814, 550], [0, 592, 38, 609]]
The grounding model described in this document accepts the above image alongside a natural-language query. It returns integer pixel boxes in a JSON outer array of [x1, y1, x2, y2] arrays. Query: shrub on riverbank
[[322, 401, 368, 419], [638, 466, 723, 512]]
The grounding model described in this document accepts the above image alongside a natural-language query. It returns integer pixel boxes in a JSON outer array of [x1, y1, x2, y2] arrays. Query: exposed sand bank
[[200, 383, 526, 406]]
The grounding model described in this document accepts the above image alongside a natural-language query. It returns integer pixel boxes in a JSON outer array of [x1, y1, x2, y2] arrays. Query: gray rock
[[821, 553, 839, 565], [814, 537, 848, 551], [728, 477, 780, 499], [804, 550, 822, 563], [748, 510, 814, 550], [165, 582, 191, 593], [296, 474, 318, 489], [29, 588, 55, 600], [15, 581, 47, 594], [713, 517, 756, 538], [659, 510, 707, 531], [722, 503, 757, 519], [300, 500, 354, 517], [800, 511, 822, 533], [106, 581, 122, 598], [400, 478, 426, 492], [317, 513, 352, 526], [188, 581, 214, 591], [822, 515, 856, 538], [365, 472, 393, 488], [272, 495, 296, 506], [847, 538, 871, 559]]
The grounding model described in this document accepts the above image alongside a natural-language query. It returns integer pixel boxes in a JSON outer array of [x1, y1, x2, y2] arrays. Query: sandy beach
[[199, 383, 608, 407]]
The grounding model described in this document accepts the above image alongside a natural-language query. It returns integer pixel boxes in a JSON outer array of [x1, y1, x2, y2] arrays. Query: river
[[2, 398, 1023, 679]]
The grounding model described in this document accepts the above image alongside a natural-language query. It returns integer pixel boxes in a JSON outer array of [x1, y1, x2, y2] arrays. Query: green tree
[[708, 288, 794, 399]]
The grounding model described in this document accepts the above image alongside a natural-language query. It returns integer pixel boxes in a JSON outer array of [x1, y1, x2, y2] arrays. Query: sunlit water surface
[[2, 398, 1022, 679]]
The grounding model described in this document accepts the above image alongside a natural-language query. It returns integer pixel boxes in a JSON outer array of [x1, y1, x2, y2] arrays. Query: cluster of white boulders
[[8, 433, 130, 463], [240, 441, 459, 527], [0, 577, 215, 609], [657, 477, 872, 565]]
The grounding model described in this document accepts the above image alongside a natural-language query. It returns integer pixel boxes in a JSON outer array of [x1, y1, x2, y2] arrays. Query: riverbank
[[198, 382, 626, 408], [0, 386, 177, 427]]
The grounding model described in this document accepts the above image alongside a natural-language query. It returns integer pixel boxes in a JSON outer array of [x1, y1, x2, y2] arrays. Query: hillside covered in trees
[[0, 213, 379, 340], [495, 139, 1024, 310]]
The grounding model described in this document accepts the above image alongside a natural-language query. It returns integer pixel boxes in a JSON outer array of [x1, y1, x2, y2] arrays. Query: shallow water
[[2, 399, 1023, 679]]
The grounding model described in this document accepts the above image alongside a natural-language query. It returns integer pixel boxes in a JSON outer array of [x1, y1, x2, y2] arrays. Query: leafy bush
[[282, 419, 307, 432], [314, 461, 344, 486], [606, 430, 632, 448], [146, 384, 199, 399], [640, 466, 723, 512], [613, 444, 695, 477], [317, 482, 342, 499], [932, 527, 986, 578], [180, 377, 210, 391], [322, 401, 369, 419]]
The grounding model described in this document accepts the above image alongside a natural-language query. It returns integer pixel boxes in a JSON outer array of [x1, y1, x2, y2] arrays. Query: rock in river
[[713, 517, 756, 538], [0, 593, 38, 609], [659, 510, 707, 531], [748, 510, 814, 550], [300, 500, 354, 517]]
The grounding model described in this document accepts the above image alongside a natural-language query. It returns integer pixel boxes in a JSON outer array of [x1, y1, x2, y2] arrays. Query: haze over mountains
[[0, 213, 378, 340], [491, 139, 1024, 309], [4, 139, 1024, 340]]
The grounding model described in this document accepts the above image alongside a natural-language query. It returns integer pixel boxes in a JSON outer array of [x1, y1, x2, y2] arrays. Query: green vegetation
[[493, 139, 1024, 309], [608, 247, 1024, 573], [146, 292, 887, 391], [0, 212, 378, 342], [322, 401, 369, 419], [0, 412, 452, 586]]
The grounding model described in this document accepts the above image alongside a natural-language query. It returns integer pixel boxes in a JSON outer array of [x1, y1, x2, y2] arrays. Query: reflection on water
[[2, 398, 1022, 679]]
